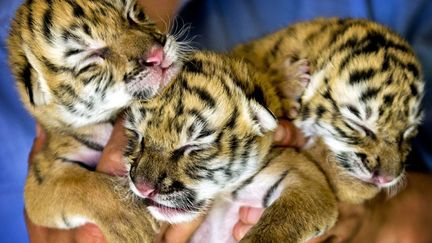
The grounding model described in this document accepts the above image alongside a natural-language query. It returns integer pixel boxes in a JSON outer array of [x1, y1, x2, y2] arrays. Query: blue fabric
[[179, 0, 432, 171], [0, 0, 431, 242], [0, 0, 32, 242]]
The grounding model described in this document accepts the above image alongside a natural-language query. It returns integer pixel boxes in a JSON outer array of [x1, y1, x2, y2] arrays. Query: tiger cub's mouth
[[144, 198, 188, 213], [125, 47, 181, 99], [144, 197, 204, 223]]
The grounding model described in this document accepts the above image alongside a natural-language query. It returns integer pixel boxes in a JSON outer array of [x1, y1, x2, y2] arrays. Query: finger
[[25, 210, 75, 243], [96, 117, 128, 175], [273, 120, 307, 147], [75, 223, 107, 243], [232, 221, 253, 241], [154, 223, 170, 243], [238, 207, 264, 224], [157, 217, 204, 243], [29, 123, 47, 165], [25, 210, 49, 243]]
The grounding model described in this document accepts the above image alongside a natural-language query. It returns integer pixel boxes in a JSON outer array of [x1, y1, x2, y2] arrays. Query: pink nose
[[143, 48, 164, 67], [134, 182, 155, 197]]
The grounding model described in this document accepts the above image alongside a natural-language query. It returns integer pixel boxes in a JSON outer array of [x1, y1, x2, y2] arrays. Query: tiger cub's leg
[[240, 151, 337, 243], [269, 58, 311, 119], [25, 152, 158, 243]]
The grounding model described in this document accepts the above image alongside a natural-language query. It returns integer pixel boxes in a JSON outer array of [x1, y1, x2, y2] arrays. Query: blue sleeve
[[178, 0, 432, 171], [0, 0, 33, 242]]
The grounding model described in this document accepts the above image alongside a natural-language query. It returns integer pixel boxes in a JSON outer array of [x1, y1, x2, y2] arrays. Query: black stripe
[[42, 57, 70, 74], [57, 84, 93, 109], [170, 146, 188, 162], [381, 54, 390, 71], [225, 136, 240, 178], [334, 126, 350, 140], [71, 1, 85, 17], [231, 77, 250, 95], [217, 73, 233, 97], [316, 105, 327, 119], [304, 24, 332, 44], [175, 100, 184, 116], [62, 214, 71, 227], [190, 87, 216, 108], [410, 83, 419, 96], [231, 148, 285, 199], [263, 170, 289, 207], [300, 104, 311, 120], [355, 153, 367, 167], [336, 152, 354, 172], [250, 85, 266, 107], [382, 94, 395, 106], [75, 63, 98, 76], [42, 8, 53, 42], [61, 27, 87, 46], [186, 122, 195, 139], [82, 23, 92, 37], [225, 108, 238, 129], [360, 87, 380, 101], [321, 89, 338, 109], [22, 61, 34, 105], [32, 163, 43, 184], [232, 176, 254, 200], [183, 59, 204, 73], [240, 136, 255, 168], [58, 157, 95, 171], [189, 148, 215, 159], [327, 20, 358, 45], [407, 63, 420, 79], [197, 128, 214, 139], [265, 35, 284, 67], [64, 48, 83, 58], [347, 105, 361, 119], [349, 68, 376, 85], [187, 109, 208, 127], [71, 134, 104, 151], [185, 164, 206, 180]]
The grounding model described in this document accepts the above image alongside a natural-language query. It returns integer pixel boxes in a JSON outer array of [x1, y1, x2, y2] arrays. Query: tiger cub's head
[[124, 52, 277, 223], [8, 0, 181, 127], [296, 22, 424, 190]]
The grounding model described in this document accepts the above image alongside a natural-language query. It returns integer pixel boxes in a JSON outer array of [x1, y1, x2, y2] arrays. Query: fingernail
[[245, 208, 263, 224], [273, 125, 286, 143]]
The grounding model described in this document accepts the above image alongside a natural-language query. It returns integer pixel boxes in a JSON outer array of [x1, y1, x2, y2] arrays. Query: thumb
[[96, 117, 128, 175], [29, 123, 46, 165], [272, 119, 307, 147]]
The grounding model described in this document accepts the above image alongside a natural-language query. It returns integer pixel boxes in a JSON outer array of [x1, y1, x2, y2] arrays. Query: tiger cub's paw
[[95, 200, 158, 243], [273, 58, 310, 119]]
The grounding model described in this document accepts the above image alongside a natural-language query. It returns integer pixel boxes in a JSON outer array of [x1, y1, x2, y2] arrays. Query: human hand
[[309, 172, 432, 243], [232, 119, 432, 242], [26, 119, 128, 243], [233, 172, 432, 242]]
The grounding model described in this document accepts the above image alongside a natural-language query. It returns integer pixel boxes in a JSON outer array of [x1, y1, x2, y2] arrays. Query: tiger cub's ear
[[113, 0, 152, 25], [249, 100, 277, 136], [22, 45, 53, 106]]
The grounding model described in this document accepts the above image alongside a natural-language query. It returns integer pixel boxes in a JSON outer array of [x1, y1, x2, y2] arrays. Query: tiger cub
[[8, 0, 181, 241], [124, 18, 424, 243]]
